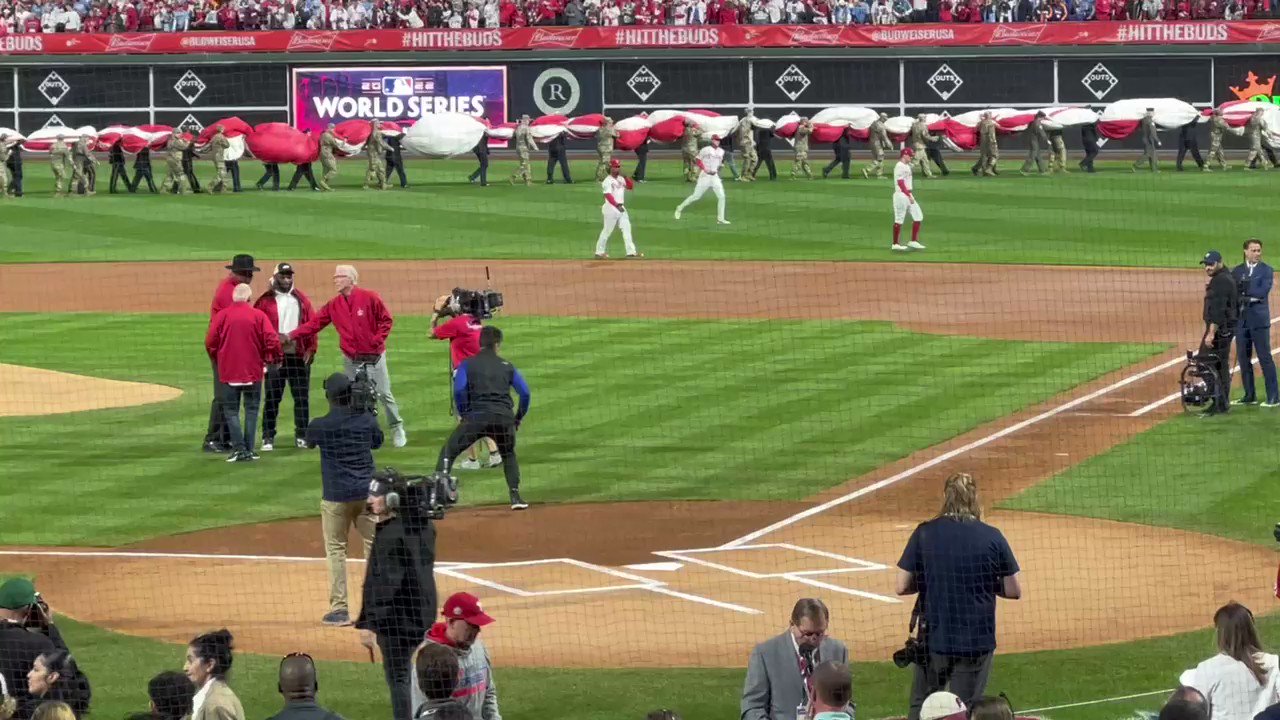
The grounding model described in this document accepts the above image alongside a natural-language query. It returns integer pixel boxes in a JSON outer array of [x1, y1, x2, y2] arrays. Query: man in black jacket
[[4, 144, 22, 197], [181, 142, 202, 193], [1200, 249, 1241, 414], [436, 326, 532, 510], [1177, 120, 1206, 172], [108, 140, 131, 194], [1079, 121, 1100, 173], [468, 138, 489, 186], [633, 137, 649, 182], [257, 162, 281, 191], [545, 132, 571, 184], [823, 129, 852, 179], [753, 126, 777, 181], [0, 579, 69, 714], [264, 653, 347, 720], [357, 469, 438, 720], [385, 135, 408, 188], [131, 147, 157, 194]]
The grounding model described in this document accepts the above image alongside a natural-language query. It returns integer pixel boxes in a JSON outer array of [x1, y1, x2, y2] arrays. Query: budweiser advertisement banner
[[0, 21, 1277, 55]]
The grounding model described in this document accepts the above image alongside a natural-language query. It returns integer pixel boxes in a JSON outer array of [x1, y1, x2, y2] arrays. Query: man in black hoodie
[[469, 138, 489, 187], [1199, 249, 1240, 414], [545, 132, 571, 184], [108, 139, 131, 194]]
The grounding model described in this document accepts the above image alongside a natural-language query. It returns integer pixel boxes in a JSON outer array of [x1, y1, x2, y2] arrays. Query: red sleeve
[[432, 316, 459, 339], [298, 293, 319, 358], [260, 311, 283, 364], [604, 193, 620, 208], [624, 177, 634, 190], [205, 312, 222, 359], [897, 179, 911, 195], [373, 294, 394, 344], [290, 298, 331, 341], [695, 158, 705, 171]]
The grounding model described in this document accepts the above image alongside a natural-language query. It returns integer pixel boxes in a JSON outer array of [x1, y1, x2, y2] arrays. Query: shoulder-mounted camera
[[371, 467, 459, 522], [446, 287, 504, 321]]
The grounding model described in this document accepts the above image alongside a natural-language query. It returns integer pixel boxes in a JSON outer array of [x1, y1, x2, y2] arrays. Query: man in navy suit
[[1233, 238, 1279, 407]]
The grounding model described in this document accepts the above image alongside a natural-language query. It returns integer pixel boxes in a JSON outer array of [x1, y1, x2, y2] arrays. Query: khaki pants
[[321, 499, 375, 612]]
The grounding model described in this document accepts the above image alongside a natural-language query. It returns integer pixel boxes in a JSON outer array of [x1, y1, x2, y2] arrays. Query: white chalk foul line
[[722, 351, 1192, 549], [1020, 689, 1171, 714]]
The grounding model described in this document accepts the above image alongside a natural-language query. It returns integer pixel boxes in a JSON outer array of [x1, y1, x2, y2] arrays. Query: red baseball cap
[[609, 158, 622, 168], [442, 592, 494, 627], [900, 147, 915, 157]]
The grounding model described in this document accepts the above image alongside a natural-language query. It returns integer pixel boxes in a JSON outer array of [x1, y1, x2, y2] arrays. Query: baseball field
[[2, 155, 1278, 720]]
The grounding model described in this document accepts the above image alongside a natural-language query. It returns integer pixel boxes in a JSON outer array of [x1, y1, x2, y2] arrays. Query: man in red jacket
[[206, 283, 282, 462], [286, 264, 406, 447], [204, 254, 259, 453], [254, 262, 317, 452], [431, 290, 500, 470]]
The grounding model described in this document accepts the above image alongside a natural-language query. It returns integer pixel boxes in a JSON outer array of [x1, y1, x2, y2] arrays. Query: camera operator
[[0, 579, 68, 715], [356, 469, 438, 720], [431, 290, 500, 471], [1199, 250, 1241, 415], [436, 326, 531, 511], [305, 373, 383, 628], [895, 473, 1020, 720]]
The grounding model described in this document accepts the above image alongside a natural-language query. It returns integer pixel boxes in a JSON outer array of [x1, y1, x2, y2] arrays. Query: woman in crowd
[[21, 651, 91, 720], [1182, 602, 1280, 720], [968, 697, 1015, 720], [184, 629, 245, 720], [28, 704, 73, 720]]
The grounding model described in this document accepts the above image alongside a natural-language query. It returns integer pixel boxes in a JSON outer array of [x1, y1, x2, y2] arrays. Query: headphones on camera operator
[[369, 467, 459, 521]]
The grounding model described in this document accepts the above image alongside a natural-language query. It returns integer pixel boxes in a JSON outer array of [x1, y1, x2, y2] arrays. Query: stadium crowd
[[0, 0, 1270, 35]]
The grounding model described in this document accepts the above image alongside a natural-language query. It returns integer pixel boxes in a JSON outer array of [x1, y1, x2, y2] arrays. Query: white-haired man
[[286, 265, 406, 447], [205, 283, 282, 462]]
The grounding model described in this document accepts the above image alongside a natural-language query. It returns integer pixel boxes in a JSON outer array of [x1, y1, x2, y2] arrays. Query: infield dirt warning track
[[0, 259, 1271, 668]]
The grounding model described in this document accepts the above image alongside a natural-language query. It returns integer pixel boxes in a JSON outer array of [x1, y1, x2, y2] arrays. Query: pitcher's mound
[[0, 363, 182, 417]]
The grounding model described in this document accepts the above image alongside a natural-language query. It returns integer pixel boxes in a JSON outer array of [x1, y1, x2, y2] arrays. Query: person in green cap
[[0, 578, 68, 715]]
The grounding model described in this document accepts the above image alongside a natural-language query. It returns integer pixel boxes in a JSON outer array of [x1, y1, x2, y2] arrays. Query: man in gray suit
[[741, 598, 850, 720]]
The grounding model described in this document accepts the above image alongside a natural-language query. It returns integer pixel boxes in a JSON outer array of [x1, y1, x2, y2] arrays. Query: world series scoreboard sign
[[292, 66, 506, 133]]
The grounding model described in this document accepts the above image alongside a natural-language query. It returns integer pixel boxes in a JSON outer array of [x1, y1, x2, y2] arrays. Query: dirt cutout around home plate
[[0, 363, 182, 417], [0, 260, 1271, 668]]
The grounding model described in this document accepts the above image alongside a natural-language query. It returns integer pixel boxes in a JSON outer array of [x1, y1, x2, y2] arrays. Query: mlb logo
[[382, 76, 415, 97]]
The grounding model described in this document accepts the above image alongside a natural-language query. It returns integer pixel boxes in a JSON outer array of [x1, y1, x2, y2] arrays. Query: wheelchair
[[1179, 349, 1224, 414]]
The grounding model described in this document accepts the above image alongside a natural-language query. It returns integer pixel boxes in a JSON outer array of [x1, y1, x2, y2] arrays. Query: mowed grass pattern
[[1, 158, 1276, 266], [0, 312, 1158, 545]]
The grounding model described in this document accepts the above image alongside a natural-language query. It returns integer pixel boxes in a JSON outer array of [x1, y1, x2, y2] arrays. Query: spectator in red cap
[[412, 593, 501, 720]]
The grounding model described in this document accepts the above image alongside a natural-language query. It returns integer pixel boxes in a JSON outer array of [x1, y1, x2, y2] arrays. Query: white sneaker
[[296, 437, 309, 449], [1263, 401, 1280, 408], [486, 453, 503, 468], [392, 425, 407, 448], [717, 219, 731, 225], [459, 458, 482, 470], [673, 208, 682, 220], [261, 441, 274, 452], [907, 240, 926, 250], [891, 244, 909, 252]]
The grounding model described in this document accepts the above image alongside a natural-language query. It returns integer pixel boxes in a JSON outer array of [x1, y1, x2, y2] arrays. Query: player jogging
[[892, 148, 926, 252], [674, 134, 730, 225], [595, 159, 643, 259]]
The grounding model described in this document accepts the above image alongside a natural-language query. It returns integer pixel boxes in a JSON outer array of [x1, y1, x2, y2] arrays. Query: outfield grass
[[1, 158, 1276, 267], [0, 312, 1159, 545], [1002, 404, 1280, 545]]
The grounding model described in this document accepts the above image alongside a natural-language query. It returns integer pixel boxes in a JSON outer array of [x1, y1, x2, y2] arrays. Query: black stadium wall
[[3, 51, 1278, 150]]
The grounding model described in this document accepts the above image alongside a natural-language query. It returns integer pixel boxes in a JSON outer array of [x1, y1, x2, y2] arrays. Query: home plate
[[624, 561, 684, 572]]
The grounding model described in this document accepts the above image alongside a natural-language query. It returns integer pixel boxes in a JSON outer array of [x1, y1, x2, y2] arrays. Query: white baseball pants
[[596, 204, 637, 256], [676, 173, 726, 221], [893, 191, 924, 224]]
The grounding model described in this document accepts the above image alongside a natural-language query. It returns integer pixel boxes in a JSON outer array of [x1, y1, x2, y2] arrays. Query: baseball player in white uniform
[[892, 147, 926, 252], [595, 158, 643, 259], [674, 134, 730, 225]]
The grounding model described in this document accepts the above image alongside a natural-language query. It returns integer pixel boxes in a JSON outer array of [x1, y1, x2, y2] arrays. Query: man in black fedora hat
[[204, 254, 261, 452]]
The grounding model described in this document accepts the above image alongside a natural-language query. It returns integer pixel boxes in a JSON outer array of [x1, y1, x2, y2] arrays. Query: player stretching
[[595, 159, 643, 259], [674, 134, 730, 225], [892, 148, 926, 252]]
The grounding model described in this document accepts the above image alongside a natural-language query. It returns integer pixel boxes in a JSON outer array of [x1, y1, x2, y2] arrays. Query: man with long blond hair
[[895, 473, 1022, 720]]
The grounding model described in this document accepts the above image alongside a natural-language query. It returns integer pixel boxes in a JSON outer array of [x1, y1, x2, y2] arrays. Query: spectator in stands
[[411, 644, 467, 720], [1180, 603, 1280, 720], [19, 651, 91, 720], [920, 692, 968, 720], [125, 671, 195, 720], [184, 629, 246, 720], [265, 653, 346, 720], [0, 580, 68, 720], [896, 472, 1021, 720], [807, 661, 854, 720], [1158, 690, 1210, 720], [413, 593, 501, 720], [28, 703, 73, 720], [742, 599, 851, 720], [968, 697, 1014, 720]]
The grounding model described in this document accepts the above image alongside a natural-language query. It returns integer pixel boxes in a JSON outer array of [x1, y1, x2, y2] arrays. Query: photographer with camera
[[431, 289, 501, 471], [305, 373, 384, 628], [895, 473, 1020, 720], [356, 469, 439, 720], [437, 326, 531, 511], [0, 579, 68, 717]]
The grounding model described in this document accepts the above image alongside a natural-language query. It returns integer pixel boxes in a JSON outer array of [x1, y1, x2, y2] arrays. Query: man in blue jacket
[[1233, 238, 1279, 407]]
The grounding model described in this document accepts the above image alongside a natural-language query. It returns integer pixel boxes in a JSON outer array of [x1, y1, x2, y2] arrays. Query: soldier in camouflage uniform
[[594, 116, 618, 182], [972, 112, 999, 177], [1244, 109, 1277, 171], [1132, 108, 1160, 173], [1208, 108, 1242, 171], [909, 114, 937, 179], [50, 136, 72, 197], [207, 125, 230, 193], [680, 118, 700, 182], [0, 134, 10, 198], [791, 118, 813, 179], [319, 123, 339, 191], [510, 115, 537, 186], [862, 113, 892, 179], [1021, 112, 1050, 175], [364, 119, 388, 189], [72, 135, 98, 195], [1047, 126, 1069, 174], [736, 110, 757, 182], [161, 134, 192, 194]]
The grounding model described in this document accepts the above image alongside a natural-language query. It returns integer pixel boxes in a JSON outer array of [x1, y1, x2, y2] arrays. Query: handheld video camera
[[443, 287, 504, 321], [349, 361, 380, 415], [372, 467, 459, 522]]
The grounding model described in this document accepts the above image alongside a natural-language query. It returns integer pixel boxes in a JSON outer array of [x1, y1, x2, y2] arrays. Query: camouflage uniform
[[162, 135, 192, 194], [594, 118, 618, 182], [862, 117, 892, 178], [510, 122, 536, 186], [207, 130, 230, 193], [1244, 110, 1276, 170], [973, 116, 999, 176], [1132, 114, 1160, 173], [1208, 112, 1240, 171], [72, 136, 98, 195], [50, 139, 72, 196], [736, 115, 757, 182], [791, 121, 813, 179], [1021, 116, 1050, 175], [1048, 128, 1069, 173], [319, 128, 339, 191], [365, 125, 388, 189], [909, 117, 937, 179], [681, 122, 700, 182]]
